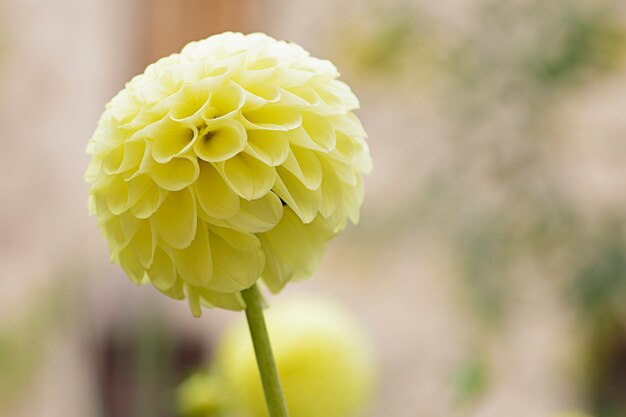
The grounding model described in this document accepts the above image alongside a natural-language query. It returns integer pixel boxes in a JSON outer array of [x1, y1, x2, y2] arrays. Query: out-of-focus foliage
[[449, 0, 626, 100], [0, 313, 48, 408], [450, 355, 491, 406], [550, 412, 594, 417], [527, 7, 626, 87], [339, 3, 443, 83], [0, 277, 70, 410], [572, 223, 626, 317], [340, 0, 626, 414]]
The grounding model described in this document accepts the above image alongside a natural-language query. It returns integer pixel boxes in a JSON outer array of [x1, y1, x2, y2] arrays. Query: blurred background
[[1, 0, 626, 416]]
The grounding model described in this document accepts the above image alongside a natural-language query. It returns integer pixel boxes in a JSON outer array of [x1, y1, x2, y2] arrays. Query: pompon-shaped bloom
[[215, 297, 377, 417], [85, 32, 371, 316], [176, 372, 223, 417], [176, 298, 376, 417]]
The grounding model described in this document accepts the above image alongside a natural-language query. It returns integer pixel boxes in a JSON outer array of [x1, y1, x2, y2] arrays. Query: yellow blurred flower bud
[[176, 372, 223, 417], [215, 297, 377, 417], [85, 32, 372, 316]]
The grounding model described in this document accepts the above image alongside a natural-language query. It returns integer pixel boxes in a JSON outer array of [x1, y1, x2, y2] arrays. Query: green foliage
[[0, 286, 67, 409], [352, 10, 418, 73], [456, 217, 513, 324], [572, 227, 626, 316], [528, 7, 626, 87], [450, 356, 491, 406], [343, 0, 626, 410]]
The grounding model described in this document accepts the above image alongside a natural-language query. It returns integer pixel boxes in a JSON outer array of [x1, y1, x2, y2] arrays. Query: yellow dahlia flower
[[187, 297, 376, 417], [176, 372, 223, 417], [85, 33, 371, 316]]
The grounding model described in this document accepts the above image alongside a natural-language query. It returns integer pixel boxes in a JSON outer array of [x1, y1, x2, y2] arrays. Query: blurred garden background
[[1, 0, 626, 416]]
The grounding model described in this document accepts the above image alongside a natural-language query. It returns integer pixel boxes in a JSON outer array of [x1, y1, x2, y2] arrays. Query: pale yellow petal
[[119, 211, 141, 239], [226, 192, 284, 233], [102, 214, 139, 257], [217, 152, 276, 200], [195, 161, 240, 219], [194, 118, 247, 163], [343, 175, 365, 224], [282, 86, 322, 107], [246, 56, 280, 71], [154, 83, 211, 123], [273, 168, 321, 224], [244, 130, 290, 166], [324, 79, 360, 110], [280, 147, 322, 190], [130, 113, 170, 141], [186, 284, 203, 317], [300, 111, 336, 151], [321, 155, 357, 186], [106, 176, 130, 215], [174, 223, 213, 287], [126, 175, 153, 208], [197, 288, 246, 311], [148, 247, 177, 291], [155, 276, 185, 300], [328, 112, 367, 138], [118, 245, 145, 284], [352, 137, 373, 175], [287, 126, 320, 150], [209, 84, 245, 117], [91, 121, 132, 150], [318, 160, 343, 219], [151, 122, 197, 163], [84, 156, 103, 183], [107, 89, 141, 123], [270, 67, 316, 87], [124, 141, 154, 180], [91, 193, 114, 225], [241, 106, 302, 131], [130, 179, 168, 219], [150, 156, 200, 192], [153, 188, 197, 249], [260, 208, 334, 292], [193, 65, 231, 90], [312, 88, 343, 111], [239, 83, 281, 110], [235, 57, 279, 85], [129, 220, 156, 268], [133, 71, 183, 104], [204, 232, 264, 293], [209, 226, 261, 252], [104, 140, 147, 177], [123, 110, 169, 133]]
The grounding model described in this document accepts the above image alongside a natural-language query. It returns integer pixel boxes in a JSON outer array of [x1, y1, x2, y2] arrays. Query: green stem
[[241, 284, 290, 417]]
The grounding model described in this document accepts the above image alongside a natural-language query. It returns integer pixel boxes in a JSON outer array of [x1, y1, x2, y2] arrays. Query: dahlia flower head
[[176, 297, 376, 417], [215, 297, 377, 417], [85, 32, 371, 316]]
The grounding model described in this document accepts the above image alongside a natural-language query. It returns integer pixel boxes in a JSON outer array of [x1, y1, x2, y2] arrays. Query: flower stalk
[[241, 284, 290, 417]]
